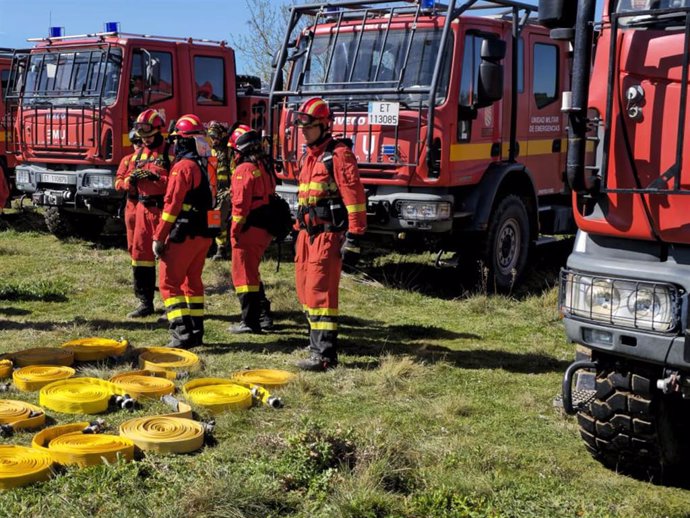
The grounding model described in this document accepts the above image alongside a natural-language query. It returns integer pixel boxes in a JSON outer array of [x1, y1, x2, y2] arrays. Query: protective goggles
[[134, 122, 156, 134], [293, 112, 321, 127]]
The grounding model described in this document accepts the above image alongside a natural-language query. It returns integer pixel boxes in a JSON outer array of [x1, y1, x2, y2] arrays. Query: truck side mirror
[[476, 38, 505, 108], [538, 0, 577, 29]]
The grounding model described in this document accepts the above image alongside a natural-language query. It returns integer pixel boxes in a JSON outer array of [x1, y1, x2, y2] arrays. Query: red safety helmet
[[134, 109, 165, 137], [171, 114, 206, 138], [293, 97, 332, 127], [227, 124, 260, 153]]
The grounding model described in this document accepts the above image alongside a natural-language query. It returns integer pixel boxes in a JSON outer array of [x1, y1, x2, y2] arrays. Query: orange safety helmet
[[170, 114, 206, 138], [227, 124, 260, 153], [293, 97, 332, 127], [134, 109, 165, 137]]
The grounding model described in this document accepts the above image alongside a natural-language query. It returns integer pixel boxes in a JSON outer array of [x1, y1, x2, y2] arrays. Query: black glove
[[341, 232, 361, 270], [152, 240, 166, 259]]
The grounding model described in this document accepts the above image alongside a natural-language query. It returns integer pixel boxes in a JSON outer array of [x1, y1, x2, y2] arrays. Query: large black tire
[[481, 194, 531, 291], [44, 207, 106, 241], [577, 366, 690, 483]]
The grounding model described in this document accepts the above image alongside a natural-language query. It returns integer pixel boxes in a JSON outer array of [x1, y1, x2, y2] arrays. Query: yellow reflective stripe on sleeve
[[131, 260, 156, 267], [164, 296, 187, 308], [232, 215, 246, 223], [306, 307, 339, 316], [346, 203, 366, 213], [299, 181, 338, 192], [162, 212, 177, 223], [235, 285, 260, 294], [310, 321, 338, 331]]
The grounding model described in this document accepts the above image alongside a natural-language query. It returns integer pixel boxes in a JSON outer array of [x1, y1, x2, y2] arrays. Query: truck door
[[188, 49, 235, 125], [519, 32, 565, 195], [127, 46, 176, 131]]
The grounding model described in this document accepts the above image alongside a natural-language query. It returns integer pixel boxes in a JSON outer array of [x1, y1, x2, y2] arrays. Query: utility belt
[[297, 198, 347, 237], [137, 195, 164, 208]]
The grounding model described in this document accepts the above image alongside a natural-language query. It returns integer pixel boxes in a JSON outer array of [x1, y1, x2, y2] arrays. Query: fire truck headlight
[[84, 175, 114, 189], [16, 170, 30, 185], [398, 201, 451, 221], [561, 270, 678, 332]]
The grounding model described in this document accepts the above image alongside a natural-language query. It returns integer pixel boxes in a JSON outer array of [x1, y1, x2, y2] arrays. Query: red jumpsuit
[[114, 150, 139, 255], [295, 136, 367, 361], [0, 169, 9, 212], [154, 157, 213, 348], [129, 144, 171, 313], [230, 160, 275, 330]]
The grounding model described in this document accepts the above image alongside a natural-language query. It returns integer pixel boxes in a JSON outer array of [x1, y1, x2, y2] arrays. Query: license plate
[[42, 174, 70, 184], [368, 101, 399, 126]]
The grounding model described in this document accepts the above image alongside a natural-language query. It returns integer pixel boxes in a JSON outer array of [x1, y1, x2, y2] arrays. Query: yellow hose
[[13, 365, 76, 392], [119, 400, 204, 454], [0, 359, 13, 379], [109, 370, 175, 399], [182, 378, 253, 414], [0, 445, 53, 489], [0, 400, 46, 431], [231, 369, 296, 388], [8, 347, 74, 367], [32, 422, 134, 467], [39, 378, 127, 414], [138, 347, 201, 378], [60, 337, 129, 362]]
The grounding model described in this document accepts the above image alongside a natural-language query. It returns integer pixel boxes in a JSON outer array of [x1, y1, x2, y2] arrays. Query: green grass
[[1, 218, 690, 517]]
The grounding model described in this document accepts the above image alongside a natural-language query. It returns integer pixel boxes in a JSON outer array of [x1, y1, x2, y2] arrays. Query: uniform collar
[[306, 134, 332, 156]]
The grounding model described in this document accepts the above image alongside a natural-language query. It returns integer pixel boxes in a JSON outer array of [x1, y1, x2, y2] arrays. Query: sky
[[0, 0, 605, 74], [0, 0, 293, 73]]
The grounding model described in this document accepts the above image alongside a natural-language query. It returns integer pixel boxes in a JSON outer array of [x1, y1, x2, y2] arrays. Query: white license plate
[[368, 101, 400, 126], [42, 174, 70, 184]]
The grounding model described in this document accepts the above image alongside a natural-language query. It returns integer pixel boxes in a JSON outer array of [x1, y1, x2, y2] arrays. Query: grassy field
[[1, 210, 690, 518]]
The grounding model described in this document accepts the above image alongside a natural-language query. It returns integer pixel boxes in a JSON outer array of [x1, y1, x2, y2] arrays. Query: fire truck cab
[[8, 28, 238, 238], [270, 0, 573, 289], [543, 0, 690, 482], [0, 48, 18, 206]]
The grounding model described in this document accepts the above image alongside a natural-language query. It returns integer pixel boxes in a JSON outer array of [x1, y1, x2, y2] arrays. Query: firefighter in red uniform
[[0, 170, 9, 214], [127, 109, 171, 318], [115, 129, 143, 257], [207, 121, 232, 261], [227, 125, 275, 333], [292, 97, 367, 371], [153, 114, 214, 348]]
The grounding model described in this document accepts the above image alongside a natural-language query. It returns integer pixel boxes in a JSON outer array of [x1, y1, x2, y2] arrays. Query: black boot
[[129, 266, 155, 318], [258, 284, 274, 330], [296, 355, 338, 372], [191, 316, 205, 346], [231, 291, 262, 333], [167, 315, 195, 349]]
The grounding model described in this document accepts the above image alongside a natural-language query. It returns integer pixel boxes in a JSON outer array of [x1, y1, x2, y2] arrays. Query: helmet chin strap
[[308, 125, 331, 148]]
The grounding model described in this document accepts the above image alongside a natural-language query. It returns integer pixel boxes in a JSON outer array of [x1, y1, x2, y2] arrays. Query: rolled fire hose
[[182, 378, 253, 414], [0, 400, 47, 436], [109, 370, 175, 399], [231, 369, 296, 388], [138, 347, 201, 379], [0, 445, 53, 490], [0, 360, 13, 379], [32, 422, 134, 467], [7, 347, 74, 368], [13, 365, 76, 392], [39, 377, 131, 414], [119, 399, 205, 454], [60, 337, 129, 362]]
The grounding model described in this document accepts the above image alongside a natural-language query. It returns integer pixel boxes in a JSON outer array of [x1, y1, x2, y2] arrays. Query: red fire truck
[[0, 48, 19, 207], [542, 0, 690, 482], [269, 0, 573, 289], [7, 27, 253, 238]]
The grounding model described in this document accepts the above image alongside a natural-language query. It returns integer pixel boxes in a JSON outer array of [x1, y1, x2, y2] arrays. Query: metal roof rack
[[27, 31, 227, 46]]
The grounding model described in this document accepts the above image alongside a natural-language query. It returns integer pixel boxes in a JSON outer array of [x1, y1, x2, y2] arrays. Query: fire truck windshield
[[615, 0, 690, 26], [289, 27, 451, 103], [22, 48, 122, 106]]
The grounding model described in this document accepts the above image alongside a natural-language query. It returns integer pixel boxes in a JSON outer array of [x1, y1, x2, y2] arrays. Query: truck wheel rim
[[497, 217, 520, 274]]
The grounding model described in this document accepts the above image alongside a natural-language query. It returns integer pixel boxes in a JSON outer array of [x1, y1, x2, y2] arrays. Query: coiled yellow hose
[[109, 370, 175, 399], [0, 445, 53, 489], [13, 365, 76, 392], [0, 400, 46, 431], [32, 422, 134, 467], [60, 338, 128, 362], [138, 347, 201, 378], [7, 347, 74, 367], [0, 360, 13, 379], [39, 378, 126, 414], [231, 369, 296, 388], [182, 378, 253, 414]]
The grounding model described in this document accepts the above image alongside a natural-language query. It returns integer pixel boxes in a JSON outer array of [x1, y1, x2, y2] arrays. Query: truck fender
[[464, 162, 538, 236]]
